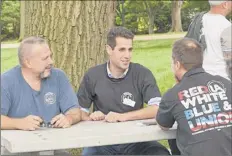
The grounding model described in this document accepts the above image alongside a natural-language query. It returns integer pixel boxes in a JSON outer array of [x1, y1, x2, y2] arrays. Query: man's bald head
[[172, 38, 203, 71], [208, 0, 232, 16], [208, 0, 227, 6], [18, 36, 48, 66]]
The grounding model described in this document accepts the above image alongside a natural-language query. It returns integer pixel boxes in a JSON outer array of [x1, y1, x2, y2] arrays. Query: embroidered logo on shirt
[[207, 80, 226, 93], [121, 92, 136, 107], [44, 92, 56, 105]]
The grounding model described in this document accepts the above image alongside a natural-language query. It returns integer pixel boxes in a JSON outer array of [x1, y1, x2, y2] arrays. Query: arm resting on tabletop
[[65, 108, 82, 125], [121, 105, 159, 121]]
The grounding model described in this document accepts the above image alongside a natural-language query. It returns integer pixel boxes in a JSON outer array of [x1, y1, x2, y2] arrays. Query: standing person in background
[[221, 25, 232, 80], [201, 0, 231, 78]]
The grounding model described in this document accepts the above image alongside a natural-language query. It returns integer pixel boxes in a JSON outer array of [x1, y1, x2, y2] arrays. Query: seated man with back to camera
[[156, 38, 232, 156]]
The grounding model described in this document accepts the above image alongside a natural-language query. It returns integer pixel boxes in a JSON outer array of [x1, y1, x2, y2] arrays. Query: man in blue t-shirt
[[1, 36, 81, 131]]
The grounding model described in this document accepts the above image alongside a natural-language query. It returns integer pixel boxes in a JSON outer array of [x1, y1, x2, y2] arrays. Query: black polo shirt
[[77, 62, 161, 114], [157, 68, 232, 156]]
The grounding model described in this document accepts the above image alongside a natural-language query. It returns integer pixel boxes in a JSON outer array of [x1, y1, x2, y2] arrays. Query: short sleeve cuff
[[147, 97, 161, 106], [63, 105, 79, 114], [80, 107, 90, 113]]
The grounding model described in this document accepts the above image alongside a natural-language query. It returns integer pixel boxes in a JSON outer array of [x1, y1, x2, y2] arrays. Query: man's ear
[[24, 58, 32, 68], [106, 45, 113, 56], [222, 1, 228, 9], [176, 60, 182, 70]]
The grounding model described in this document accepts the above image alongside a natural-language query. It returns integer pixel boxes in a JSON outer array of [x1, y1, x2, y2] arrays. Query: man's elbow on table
[[158, 125, 170, 131], [156, 120, 170, 131]]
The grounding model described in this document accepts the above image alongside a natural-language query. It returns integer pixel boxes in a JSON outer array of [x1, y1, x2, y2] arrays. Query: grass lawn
[[133, 39, 176, 94], [1, 38, 177, 155], [1, 48, 18, 73]]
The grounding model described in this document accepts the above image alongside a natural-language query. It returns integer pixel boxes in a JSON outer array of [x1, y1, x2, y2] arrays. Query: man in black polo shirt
[[77, 26, 170, 155], [156, 38, 232, 156]]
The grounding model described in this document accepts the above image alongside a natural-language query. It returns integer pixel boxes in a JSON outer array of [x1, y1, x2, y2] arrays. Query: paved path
[[1, 33, 186, 49], [1, 43, 20, 49], [134, 33, 185, 41]]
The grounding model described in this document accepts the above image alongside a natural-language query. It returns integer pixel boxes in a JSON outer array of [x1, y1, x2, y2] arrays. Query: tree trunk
[[23, 1, 116, 90], [121, 0, 125, 26], [148, 14, 155, 34], [19, 1, 25, 41], [143, 1, 155, 34], [116, 0, 125, 26], [170, 0, 183, 32]]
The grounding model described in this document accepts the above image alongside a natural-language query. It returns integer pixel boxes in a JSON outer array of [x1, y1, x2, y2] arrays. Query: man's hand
[[51, 114, 72, 128], [89, 111, 105, 121], [104, 112, 126, 123], [16, 115, 43, 131], [81, 111, 92, 121]]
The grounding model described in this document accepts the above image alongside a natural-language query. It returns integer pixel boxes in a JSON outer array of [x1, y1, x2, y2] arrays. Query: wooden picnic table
[[1, 119, 177, 155]]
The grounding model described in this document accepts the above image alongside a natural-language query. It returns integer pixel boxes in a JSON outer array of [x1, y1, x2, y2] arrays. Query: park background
[[1, 0, 232, 155]]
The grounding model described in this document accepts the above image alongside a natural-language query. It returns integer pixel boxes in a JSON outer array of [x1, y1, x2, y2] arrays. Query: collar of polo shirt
[[106, 61, 129, 79]]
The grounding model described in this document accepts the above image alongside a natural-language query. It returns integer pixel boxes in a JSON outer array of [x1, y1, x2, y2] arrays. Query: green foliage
[[115, 0, 213, 34], [116, 1, 172, 34], [1, 0, 20, 40], [116, 0, 145, 34], [153, 1, 172, 33], [181, 1, 209, 31], [1, 0, 231, 39]]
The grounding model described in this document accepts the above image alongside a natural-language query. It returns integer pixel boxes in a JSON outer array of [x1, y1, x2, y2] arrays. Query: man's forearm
[[65, 108, 81, 125], [1, 115, 19, 130], [122, 105, 159, 121]]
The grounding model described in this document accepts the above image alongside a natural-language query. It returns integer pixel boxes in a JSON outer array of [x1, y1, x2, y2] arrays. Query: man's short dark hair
[[18, 36, 47, 66], [172, 38, 203, 71], [107, 26, 134, 49]]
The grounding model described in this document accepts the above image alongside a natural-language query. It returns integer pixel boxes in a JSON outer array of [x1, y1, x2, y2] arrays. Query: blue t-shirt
[[1, 66, 79, 122]]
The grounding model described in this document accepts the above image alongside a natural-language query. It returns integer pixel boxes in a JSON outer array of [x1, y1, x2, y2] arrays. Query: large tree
[[116, 0, 126, 26], [23, 1, 116, 89], [143, 1, 171, 34], [170, 0, 183, 32], [19, 1, 25, 40]]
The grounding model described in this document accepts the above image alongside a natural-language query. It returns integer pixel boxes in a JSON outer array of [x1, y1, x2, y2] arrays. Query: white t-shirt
[[202, 13, 231, 79]]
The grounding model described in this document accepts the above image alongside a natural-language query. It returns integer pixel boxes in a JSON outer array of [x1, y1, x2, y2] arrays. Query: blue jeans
[[82, 141, 170, 155]]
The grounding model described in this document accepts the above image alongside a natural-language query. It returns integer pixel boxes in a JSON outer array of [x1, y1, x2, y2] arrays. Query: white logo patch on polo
[[44, 92, 56, 105], [121, 92, 136, 107]]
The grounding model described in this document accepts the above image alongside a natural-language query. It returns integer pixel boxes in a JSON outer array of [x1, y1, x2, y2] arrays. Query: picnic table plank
[[1, 119, 176, 153]]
